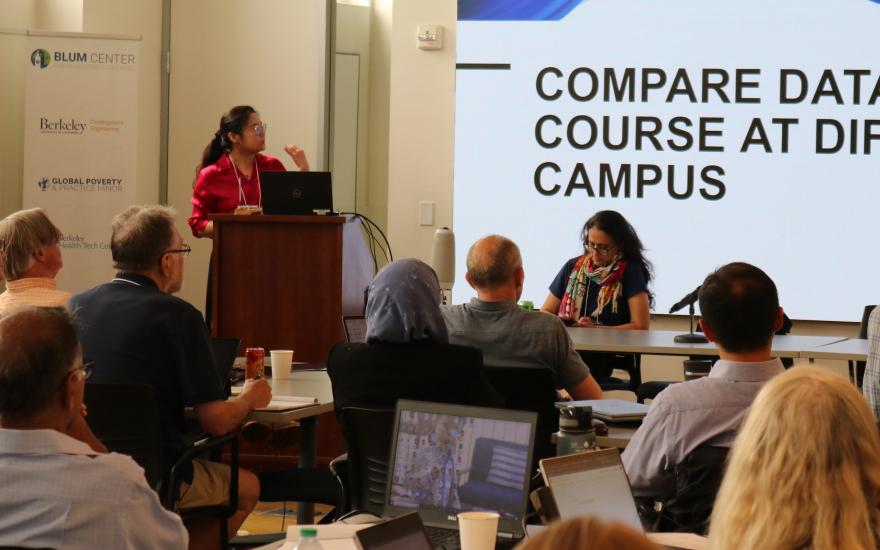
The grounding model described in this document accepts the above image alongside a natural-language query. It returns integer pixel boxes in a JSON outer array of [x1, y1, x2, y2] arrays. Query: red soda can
[[245, 347, 265, 379]]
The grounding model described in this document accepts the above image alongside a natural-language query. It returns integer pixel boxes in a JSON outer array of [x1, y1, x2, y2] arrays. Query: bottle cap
[[301, 527, 318, 538]]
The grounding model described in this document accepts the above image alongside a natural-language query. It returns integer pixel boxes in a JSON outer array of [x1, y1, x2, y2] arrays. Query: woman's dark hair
[[581, 210, 654, 306], [197, 105, 257, 173]]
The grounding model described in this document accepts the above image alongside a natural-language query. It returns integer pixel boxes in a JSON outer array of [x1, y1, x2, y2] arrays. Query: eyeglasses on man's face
[[59, 360, 93, 388], [162, 244, 192, 258]]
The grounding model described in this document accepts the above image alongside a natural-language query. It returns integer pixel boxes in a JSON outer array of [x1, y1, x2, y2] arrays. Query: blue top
[[549, 256, 648, 326]]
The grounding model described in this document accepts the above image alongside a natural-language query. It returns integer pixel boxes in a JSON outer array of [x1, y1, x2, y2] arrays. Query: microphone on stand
[[430, 227, 455, 305], [669, 285, 708, 343]]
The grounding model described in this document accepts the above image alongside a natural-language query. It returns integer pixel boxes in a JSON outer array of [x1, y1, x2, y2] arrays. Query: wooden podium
[[209, 214, 344, 363]]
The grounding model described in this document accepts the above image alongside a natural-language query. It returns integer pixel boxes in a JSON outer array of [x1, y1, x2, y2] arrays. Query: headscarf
[[365, 258, 449, 344], [558, 254, 627, 322]]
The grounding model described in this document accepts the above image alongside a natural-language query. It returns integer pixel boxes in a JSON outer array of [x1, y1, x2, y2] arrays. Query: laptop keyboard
[[424, 526, 460, 550]]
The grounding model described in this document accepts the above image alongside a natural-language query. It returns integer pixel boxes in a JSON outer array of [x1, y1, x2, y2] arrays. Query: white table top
[[566, 327, 847, 359], [801, 338, 868, 362]]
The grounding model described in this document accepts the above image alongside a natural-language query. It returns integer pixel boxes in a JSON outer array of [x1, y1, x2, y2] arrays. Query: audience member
[[710, 366, 880, 550], [328, 258, 502, 416], [68, 205, 271, 548], [514, 516, 659, 550], [0, 208, 69, 315], [622, 262, 784, 500], [0, 307, 187, 549], [862, 306, 880, 420], [441, 235, 602, 400]]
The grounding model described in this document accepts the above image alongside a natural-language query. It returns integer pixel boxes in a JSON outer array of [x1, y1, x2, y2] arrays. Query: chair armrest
[[164, 432, 239, 512], [329, 453, 348, 477]]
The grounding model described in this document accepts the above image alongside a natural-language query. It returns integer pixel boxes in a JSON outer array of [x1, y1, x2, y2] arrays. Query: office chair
[[579, 351, 643, 393], [851, 305, 877, 387], [483, 366, 559, 464], [338, 407, 396, 516], [651, 445, 729, 535], [84, 383, 240, 548]]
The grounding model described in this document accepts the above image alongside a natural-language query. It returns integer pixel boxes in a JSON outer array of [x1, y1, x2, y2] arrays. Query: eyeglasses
[[58, 360, 93, 388], [162, 245, 191, 258], [250, 123, 267, 136], [586, 241, 616, 253]]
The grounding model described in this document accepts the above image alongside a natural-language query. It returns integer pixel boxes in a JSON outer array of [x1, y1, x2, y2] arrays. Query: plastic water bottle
[[294, 527, 323, 549]]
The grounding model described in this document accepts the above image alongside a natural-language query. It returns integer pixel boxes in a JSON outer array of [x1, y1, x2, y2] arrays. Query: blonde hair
[[515, 516, 658, 550], [710, 366, 880, 550], [0, 208, 61, 281]]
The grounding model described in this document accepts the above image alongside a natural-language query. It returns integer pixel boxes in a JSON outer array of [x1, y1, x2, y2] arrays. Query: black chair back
[[483, 366, 558, 463], [84, 383, 164, 490], [655, 445, 729, 535], [341, 407, 395, 516], [853, 305, 877, 387]]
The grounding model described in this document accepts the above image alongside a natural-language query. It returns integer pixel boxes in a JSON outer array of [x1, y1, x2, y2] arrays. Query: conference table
[[800, 338, 868, 362], [237, 369, 334, 525], [566, 327, 848, 359]]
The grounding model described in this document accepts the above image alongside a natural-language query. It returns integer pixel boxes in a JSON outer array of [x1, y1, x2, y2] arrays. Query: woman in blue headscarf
[[327, 259, 501, 416]]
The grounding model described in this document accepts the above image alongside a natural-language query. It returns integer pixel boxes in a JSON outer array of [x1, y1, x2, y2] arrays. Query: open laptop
[[260, 171, 333, 215], [343, 315, 367, 343], [539, 448, 642, 531], [384, 400, 537, 549], [210, 337, 240, 396]]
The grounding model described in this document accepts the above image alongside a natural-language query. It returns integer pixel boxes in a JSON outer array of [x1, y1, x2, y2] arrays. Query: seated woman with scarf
[[541, 210, 653, 383], [328, 258, 501, 418]]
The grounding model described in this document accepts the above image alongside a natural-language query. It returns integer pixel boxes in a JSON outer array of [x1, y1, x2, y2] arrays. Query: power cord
[[338, 212, 393, 272]]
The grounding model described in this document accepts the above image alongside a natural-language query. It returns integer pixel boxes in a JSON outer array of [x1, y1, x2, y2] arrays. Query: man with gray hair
[[441, 235, 602, 400], [0, 307, 187, 548], [0, 207, 69, 315], [69, 205, 271, 547]]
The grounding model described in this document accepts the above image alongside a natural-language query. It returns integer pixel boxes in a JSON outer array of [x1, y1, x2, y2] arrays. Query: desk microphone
[[669, 285, 708, 343], [669, 285, 701, 314]]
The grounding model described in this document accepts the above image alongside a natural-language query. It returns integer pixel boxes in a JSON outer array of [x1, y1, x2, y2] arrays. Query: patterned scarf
[[558, 254, 627, 322]]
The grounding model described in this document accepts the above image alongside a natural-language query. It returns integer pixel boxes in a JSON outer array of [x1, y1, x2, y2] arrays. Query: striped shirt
[[0, 277, 71, 316]]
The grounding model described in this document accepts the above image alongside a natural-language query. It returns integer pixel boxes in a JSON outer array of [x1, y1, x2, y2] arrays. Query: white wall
[[82, 0, 162, 209], [385, 0, 456, 263], [167, 0, 327, 310], [364, 0, 392, 231]]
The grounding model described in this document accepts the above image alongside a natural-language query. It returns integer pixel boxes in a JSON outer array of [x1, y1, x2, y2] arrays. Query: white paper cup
[[270, 350, 294, 379], [457, 511, 499, 550]]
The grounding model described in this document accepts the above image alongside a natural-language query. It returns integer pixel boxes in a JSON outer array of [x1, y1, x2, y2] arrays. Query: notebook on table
[[383, 399, 537, 550], [260, 171, 333, 215], [538, 448, 642, 531]]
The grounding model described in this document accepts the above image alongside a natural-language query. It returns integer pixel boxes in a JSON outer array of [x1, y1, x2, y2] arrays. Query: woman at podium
[[541, 210, 653, 382], [187, 105, 310, 238]]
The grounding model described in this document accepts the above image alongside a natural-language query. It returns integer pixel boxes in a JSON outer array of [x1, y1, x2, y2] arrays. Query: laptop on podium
[[260, 171, 333, 215]]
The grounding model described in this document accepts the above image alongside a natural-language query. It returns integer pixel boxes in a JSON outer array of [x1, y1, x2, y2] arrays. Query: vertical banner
[[23, 33, 139, 292]]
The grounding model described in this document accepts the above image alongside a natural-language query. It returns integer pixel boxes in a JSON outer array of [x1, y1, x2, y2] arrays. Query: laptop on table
[[260, 171, 333, 215], [384, 400, 537, 550], [538, 448, 642, 531]]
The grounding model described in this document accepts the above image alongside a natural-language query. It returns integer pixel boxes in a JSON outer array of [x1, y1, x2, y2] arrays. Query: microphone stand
[[674, 302, 708, 343]]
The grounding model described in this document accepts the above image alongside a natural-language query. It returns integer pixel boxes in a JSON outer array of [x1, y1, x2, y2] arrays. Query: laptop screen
[[385, 400, 536, 537], [541, 449, 642, 531]]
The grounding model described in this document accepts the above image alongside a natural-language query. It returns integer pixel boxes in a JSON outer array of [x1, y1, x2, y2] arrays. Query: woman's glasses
[[250, 123, 267, 136], [586, 241, 615, 253]]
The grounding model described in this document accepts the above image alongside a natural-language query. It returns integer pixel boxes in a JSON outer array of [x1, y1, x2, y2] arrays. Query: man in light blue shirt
[[0, 307, 187, 550], [622, 262, 785, 500]]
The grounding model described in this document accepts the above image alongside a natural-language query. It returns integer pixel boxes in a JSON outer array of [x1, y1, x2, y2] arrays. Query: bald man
[[441, 235, 602, 400]]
